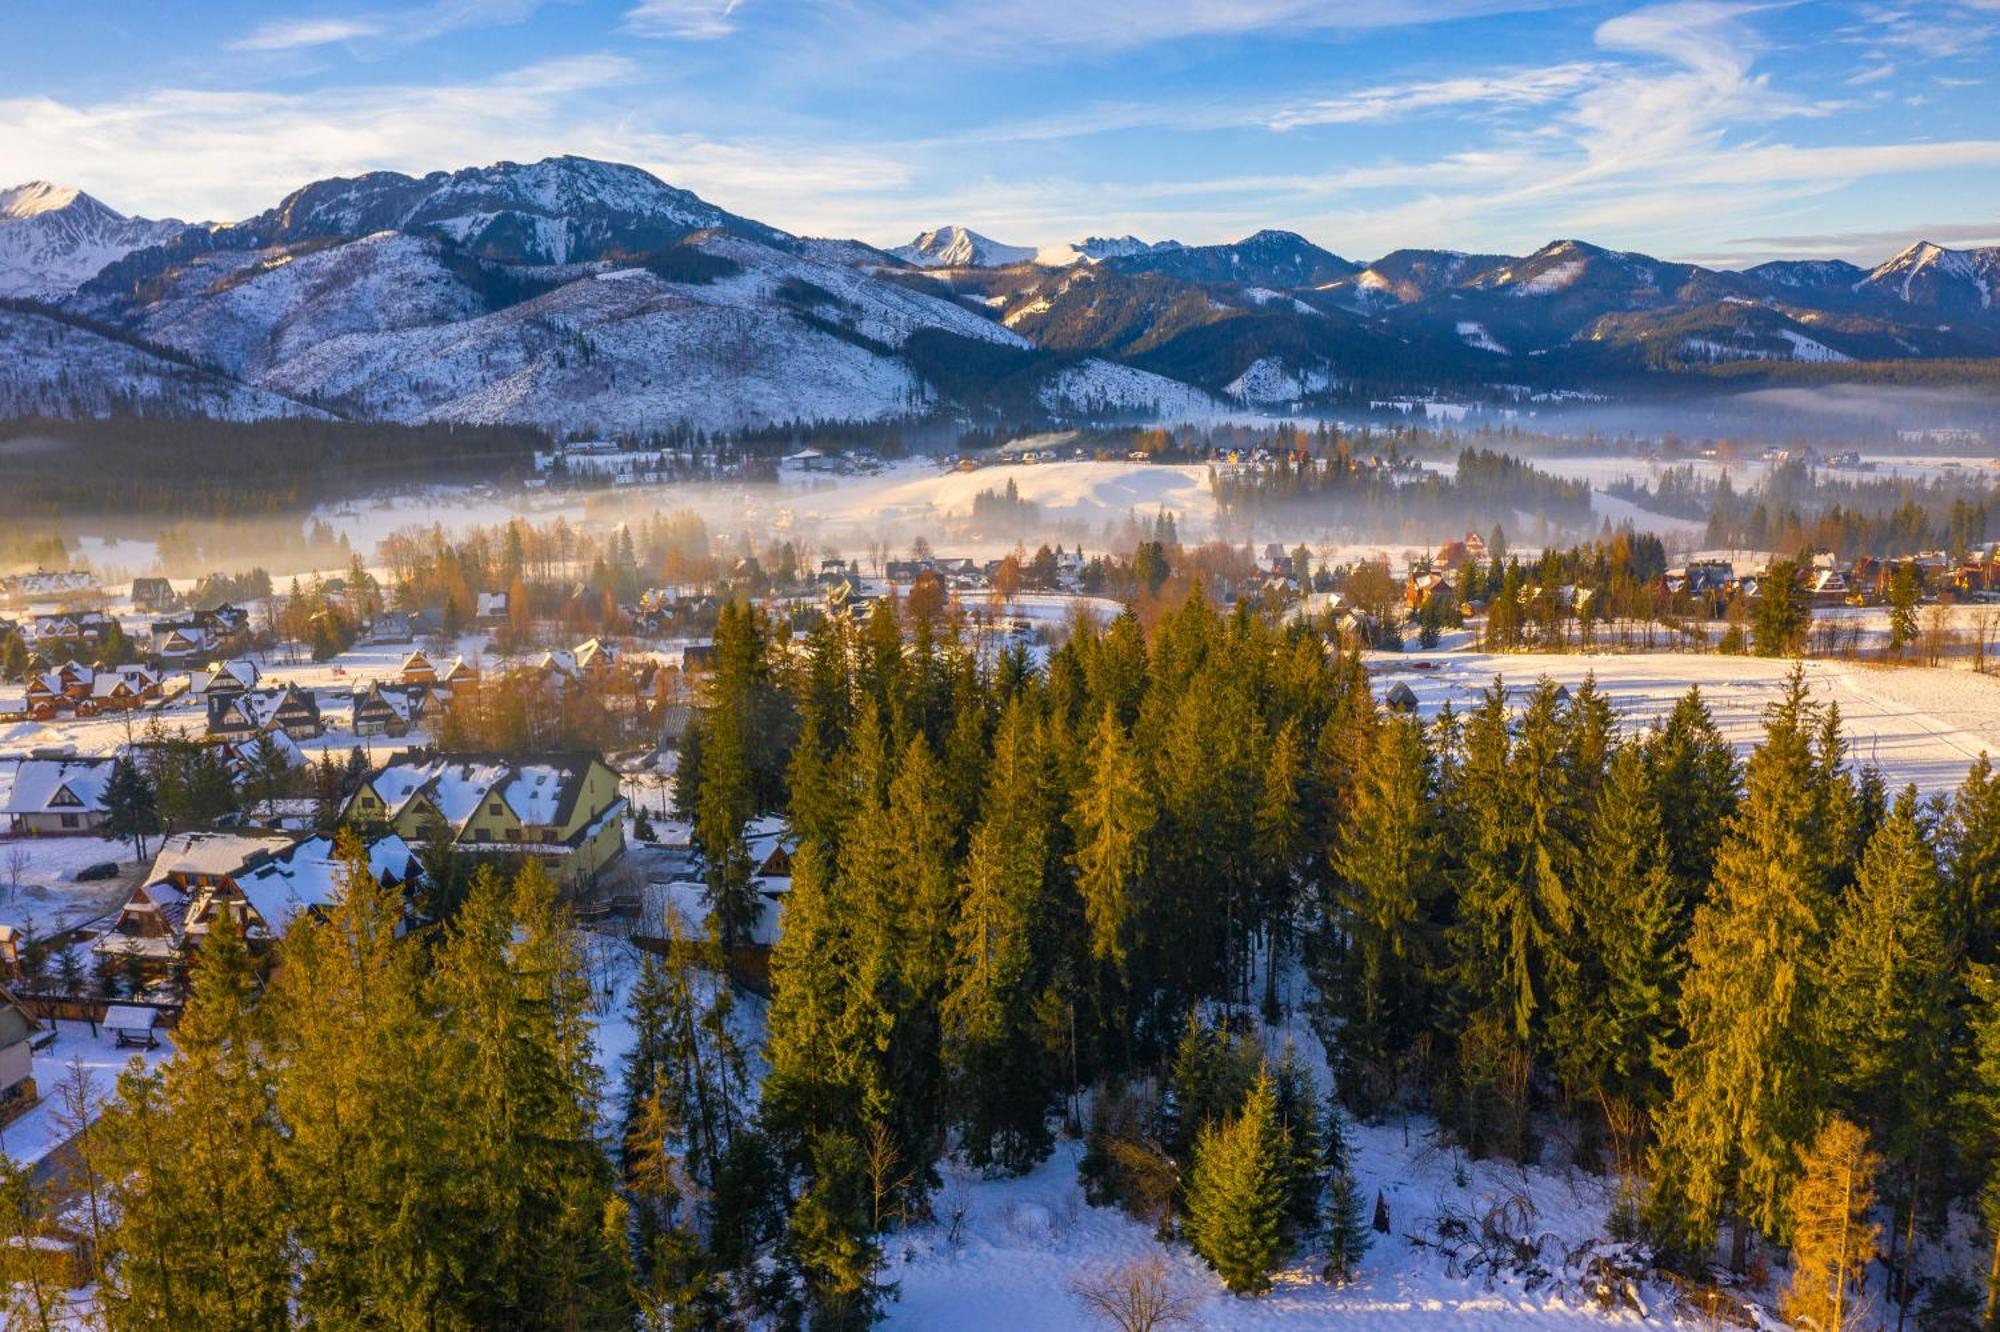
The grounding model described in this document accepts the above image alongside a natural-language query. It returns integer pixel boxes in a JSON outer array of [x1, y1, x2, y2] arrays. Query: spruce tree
[[101, 757, 158, 861], [1549, 742, 1680, 1112], [1648, 669, 1837, 1263], [93, 911, 289, 1331], [786, 1130, 886, 1331], [1322, 1108, 1371, 1288], [1067, 705, 1154, 986], [1323, 713, 1437, 1110], [1184, 1071, 1289, 1296], [1273, 1045, 1324, 1240]]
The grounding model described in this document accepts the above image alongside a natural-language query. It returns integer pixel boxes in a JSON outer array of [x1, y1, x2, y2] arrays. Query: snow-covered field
[[0, 1020, 173, 1169], [1373, 650, 2000, 795]]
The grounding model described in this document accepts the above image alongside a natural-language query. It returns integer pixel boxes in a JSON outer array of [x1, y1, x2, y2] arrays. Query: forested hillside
[[42, 590, 2000, 1328]]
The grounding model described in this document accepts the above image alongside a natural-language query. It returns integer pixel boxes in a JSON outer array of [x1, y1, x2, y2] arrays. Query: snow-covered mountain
[[6, 155, 2000, 433], [892, 228, 1184, 270], [892, 226, 1039, 269], [0, 305, 320, 420], [111, 224, 1035, 435], [1102, 229, 1358, 287], [1857, 240, 2000, 315], [1742, 257, 1866, 292], [1033, 235, 1184, 267], [241, 156, 783, 265], [0, 183, 186, 300]]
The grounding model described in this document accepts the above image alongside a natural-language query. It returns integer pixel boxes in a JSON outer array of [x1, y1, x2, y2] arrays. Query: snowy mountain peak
[[1860, 239, 1999, 310], [0, 181, 185, 301], [0, 181, 101, 221], [892, 225, 1038, 269], [251, 154, 783, 265]]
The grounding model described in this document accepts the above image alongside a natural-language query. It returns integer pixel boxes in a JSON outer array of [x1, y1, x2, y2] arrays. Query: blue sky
[[3, 0, 1997, 265]]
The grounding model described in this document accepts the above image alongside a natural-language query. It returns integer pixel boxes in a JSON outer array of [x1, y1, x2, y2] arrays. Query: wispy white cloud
[[231, 18, 384, 51], [1267, 64, 1602, 129], [623, 0, 744, 40], [794, 0, 1589, 61]]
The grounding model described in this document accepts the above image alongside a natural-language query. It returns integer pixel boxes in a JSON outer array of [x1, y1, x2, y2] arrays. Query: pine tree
[[1549, 742, 1680, 1112], [1184, 1071, 1289, 1296], [1947, 755, 2000, 966], [1782, 1117, 1880, 1332], [272, 833, 459, 1322], [1273, 1045, 1324, 1240], [1961, 963, 2000, 1326]]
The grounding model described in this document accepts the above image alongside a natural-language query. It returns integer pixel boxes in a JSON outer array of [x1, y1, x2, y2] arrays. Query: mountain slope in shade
[[1743, 257, 1867, 292], [1857, 241, 2000, 315], [1318, 249, 1511, 309], [0, 305, 321, 420], [0, 183, 187, 300], [892, 226, 1039, 269], [1103, 229, 1359, 287]]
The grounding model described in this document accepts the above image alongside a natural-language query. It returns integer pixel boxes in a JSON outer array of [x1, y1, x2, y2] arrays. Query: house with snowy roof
[[341, 750, 626, 881], [95, 830, 421, 971], [350, 682, 426, 737], [207, 685, 323, 742], [2, 755, 115, 834], [192, 658, 261, 699]]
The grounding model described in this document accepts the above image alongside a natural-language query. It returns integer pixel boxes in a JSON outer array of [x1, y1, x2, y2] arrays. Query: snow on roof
[[235, 833, 416, 936], [504, 763, 572, 826], [367, 753, 598, 834], [145, 831, 294, 885], [2, 756, 114, 814], [103, 1005, 156, 1031]]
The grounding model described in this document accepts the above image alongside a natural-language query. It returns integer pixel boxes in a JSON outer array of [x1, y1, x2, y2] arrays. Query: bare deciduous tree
[[1070, 1259, 1196, 1332]]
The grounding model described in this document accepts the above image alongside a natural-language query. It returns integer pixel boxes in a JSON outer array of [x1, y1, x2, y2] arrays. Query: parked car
[[74, 861, 121, 882]]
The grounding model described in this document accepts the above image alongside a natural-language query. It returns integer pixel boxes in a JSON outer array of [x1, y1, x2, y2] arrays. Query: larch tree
[[1822, 785, 1955, 1300], [1781, 1117, 1881, 1332]]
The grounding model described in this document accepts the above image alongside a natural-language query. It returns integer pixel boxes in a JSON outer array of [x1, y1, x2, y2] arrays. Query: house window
[[60, 814, 79, 829], [505, 828, 519, 842], [488, 802, 502, 815]]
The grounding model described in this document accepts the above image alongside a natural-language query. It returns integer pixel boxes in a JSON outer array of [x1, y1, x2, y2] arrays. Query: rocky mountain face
[[3, 155, 1997, 430], [0, 183, 186, 302]]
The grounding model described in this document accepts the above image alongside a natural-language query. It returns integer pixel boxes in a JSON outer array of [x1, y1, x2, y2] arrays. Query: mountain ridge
[[3, 156, 1998, 431]]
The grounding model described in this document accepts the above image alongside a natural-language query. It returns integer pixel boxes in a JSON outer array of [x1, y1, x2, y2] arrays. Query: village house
[[341, 750, 627, 881], [0, 569, 100, 607], [2, 754, 116, 834], [349, 681, 428, 737], [192, 658, 261, 699], [0, 985, 45, 1115], [94, 830, 421, 972], [1406, 569, 1452, 609], [399, 650, 477, 693], [206, 685, 324, 742], [15, 660, 156, 719], [129, 577, 176, 613], [367, 611, 415, 645], [28, 612, 115, 655]]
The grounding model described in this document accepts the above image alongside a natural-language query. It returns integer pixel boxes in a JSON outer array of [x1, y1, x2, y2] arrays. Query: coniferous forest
[[39, 588, 2000, 1329]]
